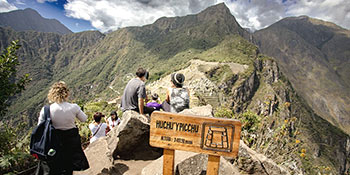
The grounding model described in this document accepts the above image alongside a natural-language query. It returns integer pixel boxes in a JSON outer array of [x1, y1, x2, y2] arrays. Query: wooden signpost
[[150, 111, 242, 175]]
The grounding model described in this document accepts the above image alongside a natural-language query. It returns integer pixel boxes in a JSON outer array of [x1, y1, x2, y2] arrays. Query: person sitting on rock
[[121, 68, 155, 116], [106, 111, 120, 131], [162, 73, 190, 113], [146, 93, 162, 111], [89, 112, 108, 143]]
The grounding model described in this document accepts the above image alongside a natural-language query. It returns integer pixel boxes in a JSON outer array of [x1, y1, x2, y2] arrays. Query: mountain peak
[[279, 15, 348, 32], [0, 8, 72, 34], [197, 3, 233, 20]]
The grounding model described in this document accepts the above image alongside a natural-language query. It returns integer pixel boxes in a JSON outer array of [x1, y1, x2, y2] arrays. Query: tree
[[0, 40, 31, 116]]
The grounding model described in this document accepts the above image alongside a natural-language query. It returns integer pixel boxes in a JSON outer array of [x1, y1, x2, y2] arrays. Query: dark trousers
[[132, 106, 155, 115], [35, 128, 89, 175], [161, 101, 171, 112], [36, 161, 72, 175]]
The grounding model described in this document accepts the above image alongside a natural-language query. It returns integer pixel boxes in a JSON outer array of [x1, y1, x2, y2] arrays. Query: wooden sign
[[150, 111, 242, 158]]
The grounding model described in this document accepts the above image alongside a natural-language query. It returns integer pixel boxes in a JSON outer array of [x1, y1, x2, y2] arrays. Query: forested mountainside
[[254, 16, 350, 135], [0, 3, 349, 174]]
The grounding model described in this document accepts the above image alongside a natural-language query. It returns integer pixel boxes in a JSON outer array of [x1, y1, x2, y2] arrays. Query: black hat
[[151, 93, 159, 100], [171, 73, 185, 87], [110, 111, 117, 116]]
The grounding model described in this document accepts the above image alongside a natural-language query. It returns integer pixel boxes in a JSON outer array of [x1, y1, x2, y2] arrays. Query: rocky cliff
[[253, 16, 350, 135]]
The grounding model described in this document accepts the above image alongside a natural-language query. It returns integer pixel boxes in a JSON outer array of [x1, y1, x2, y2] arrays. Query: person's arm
[[166, 89, 170, 103], [138, 83, 147, 115], [75, 104, 87, 122], [37, 107, 45, 125], [106, 117, 110, 126], [139, 98, 145, 115]]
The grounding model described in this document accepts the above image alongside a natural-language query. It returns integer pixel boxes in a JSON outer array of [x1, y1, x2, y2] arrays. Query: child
[[146, 93, 162, 111], [106, 111, 121, 130]]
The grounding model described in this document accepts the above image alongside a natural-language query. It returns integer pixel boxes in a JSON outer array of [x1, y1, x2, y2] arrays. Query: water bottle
[[48, 149, 56, 156]]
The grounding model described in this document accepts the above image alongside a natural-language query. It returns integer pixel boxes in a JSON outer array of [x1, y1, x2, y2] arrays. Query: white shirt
[[89, 123, 107, 143], [38, 102, 87, 130], [107, 117, 121, 129]]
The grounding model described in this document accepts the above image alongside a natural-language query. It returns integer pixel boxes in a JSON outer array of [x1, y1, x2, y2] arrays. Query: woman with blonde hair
[[36, 81, 89, 175]]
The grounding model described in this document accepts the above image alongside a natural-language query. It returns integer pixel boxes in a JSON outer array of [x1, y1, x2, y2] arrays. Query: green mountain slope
[[0, 27, 104, 125], [0, 3, 349, 174], [253, 16, 350, 135]]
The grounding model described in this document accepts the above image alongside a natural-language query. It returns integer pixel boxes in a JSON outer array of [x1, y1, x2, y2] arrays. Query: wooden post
[[207, 155, 220, 175], [163, 149, 175, 175]]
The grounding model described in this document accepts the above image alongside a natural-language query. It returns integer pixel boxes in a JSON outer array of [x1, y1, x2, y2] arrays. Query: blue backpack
[[30, 105, 61, 161]]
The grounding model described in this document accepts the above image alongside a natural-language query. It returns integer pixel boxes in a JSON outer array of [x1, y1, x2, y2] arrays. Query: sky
[[0, 0, 349, 33]]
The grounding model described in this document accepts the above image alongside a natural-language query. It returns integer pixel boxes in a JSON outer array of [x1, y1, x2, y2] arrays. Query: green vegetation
[[0, 41, 32, 174], [0, 123, 35, 174], [214, 106, 234, 118], [0, 40, 30, 116], [76, 101, 120, 145]]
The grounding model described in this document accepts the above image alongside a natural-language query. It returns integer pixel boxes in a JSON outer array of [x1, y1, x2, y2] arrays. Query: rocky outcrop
[[107, 110, 161, 160], [141, 150, 240, 175], [77, 110, 162, 174], [179, 104, 214, 117], [231, 70, 259, 113], [230, 141, 290, 175], [141, 141, 289, 175], [78, 137, 113, 175], [176, 154, 240, 175]]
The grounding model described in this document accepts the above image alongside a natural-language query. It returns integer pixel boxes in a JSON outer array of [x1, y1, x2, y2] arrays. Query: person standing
[[121, 68, 154, 115], [36, 81, 89, 175]]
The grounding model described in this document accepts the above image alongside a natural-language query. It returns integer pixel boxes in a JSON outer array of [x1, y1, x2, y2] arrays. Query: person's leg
[[35, 161, 50, 175], [131, 108, 139, 113], [161, 101, 171, 112], [143, 106, 155, 115]]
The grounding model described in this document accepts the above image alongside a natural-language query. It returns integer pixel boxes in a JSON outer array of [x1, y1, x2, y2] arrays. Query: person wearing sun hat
[[164, 72, 190, 113]]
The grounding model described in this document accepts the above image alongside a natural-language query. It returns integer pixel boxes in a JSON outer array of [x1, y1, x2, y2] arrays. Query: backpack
[[30, 105, 61, 161]]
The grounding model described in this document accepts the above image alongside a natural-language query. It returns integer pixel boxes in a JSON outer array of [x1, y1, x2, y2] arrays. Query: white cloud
[[220, 0, 285, 31], [221, 0, 350, 31], [14, 0, 25, 5], [285, 0, 350, 29], [37, 0, 57, 3], [64, 0, 216, 32], [0, 0, 17, 12], [63, 0, 350, 32]]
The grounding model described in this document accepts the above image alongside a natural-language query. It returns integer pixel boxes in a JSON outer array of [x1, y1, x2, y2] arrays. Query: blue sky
[[6, 0, 95, 32], [1, 0, 349, 33]]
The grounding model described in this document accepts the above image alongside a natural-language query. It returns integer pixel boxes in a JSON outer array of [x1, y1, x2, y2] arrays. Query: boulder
[[75, 137, 112, 175], [76, 110, 162, 174], [107, 110, 161, 160], [229, 140, 290, 175], [179, 104, 213, 117], [141, 150, 240, 175], [176, 154, 240, 175]]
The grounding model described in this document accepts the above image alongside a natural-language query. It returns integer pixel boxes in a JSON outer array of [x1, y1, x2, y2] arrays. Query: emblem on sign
[[201, 123, 235, 152]]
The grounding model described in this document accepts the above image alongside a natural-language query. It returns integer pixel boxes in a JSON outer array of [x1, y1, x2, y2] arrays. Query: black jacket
[[36, 128, 89, 175]]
